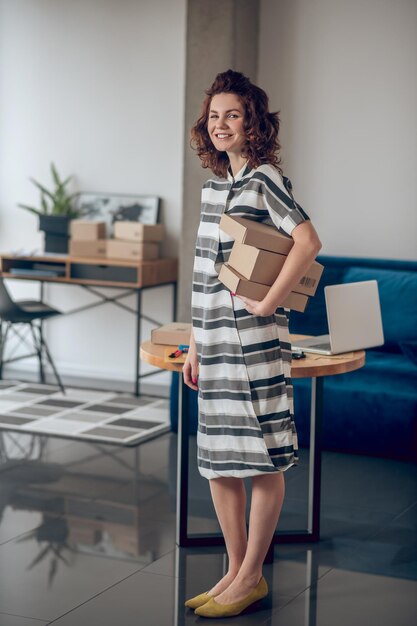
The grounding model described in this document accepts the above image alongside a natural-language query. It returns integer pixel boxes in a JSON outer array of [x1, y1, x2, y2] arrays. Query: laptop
[[291, 280, 384, 355]]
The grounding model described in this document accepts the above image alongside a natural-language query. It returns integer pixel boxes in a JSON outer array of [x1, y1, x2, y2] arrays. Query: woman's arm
[[183, 326, 199, 390], [234, 221, 322, 316], [189, 327, 196, 348], [258, 221, 322, 316]]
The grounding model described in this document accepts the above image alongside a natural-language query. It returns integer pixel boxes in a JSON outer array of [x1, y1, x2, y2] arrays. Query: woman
[[183, 69, 322, 618]]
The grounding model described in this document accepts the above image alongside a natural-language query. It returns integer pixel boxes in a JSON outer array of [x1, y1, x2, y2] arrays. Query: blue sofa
[[170, 255, 417, 463]]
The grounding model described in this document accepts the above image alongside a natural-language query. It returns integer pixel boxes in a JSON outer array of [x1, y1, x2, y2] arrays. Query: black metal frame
[[0, 319, 65, 394], [2, 278, 177, 396], [176, 375, 324, 557]]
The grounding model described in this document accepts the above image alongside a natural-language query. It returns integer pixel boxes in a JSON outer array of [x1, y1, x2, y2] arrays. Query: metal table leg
[[176, 375, 324, 547], [176, 373, 189, 546], [270, 375, 324, 543], [135, 280, 176, 397], [134, 288, 142, 397], [307, 376, 324, 541]]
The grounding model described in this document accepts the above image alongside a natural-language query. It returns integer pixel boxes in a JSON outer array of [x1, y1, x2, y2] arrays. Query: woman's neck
[[227, 152, 247, 177]]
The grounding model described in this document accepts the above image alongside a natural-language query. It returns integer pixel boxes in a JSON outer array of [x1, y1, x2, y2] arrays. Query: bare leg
[[213, 471, 285, 604], [206, 476, 248, 596]]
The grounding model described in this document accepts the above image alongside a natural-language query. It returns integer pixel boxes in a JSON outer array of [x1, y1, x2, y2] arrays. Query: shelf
[[0, 254, 178, 288]]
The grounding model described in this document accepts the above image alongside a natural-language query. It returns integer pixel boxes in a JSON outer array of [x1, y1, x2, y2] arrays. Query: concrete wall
[[258, 0, 417, 260], [179, 0, 259, 322]]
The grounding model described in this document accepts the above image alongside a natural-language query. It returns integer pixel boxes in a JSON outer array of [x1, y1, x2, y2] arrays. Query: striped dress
[[191, 161, 311, 480]]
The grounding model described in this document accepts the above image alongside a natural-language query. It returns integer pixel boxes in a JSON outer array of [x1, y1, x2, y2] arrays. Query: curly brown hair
[[190, 69, 283, 178]]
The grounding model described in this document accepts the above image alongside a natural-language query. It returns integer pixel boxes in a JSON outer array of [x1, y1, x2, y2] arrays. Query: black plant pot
[[38, 215, 70, 253]]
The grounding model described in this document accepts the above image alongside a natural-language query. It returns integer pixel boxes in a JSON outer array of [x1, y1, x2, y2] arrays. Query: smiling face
[[207, 92, 247, 156]]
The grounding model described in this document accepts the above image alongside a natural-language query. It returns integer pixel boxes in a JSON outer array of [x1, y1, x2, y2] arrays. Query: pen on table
[[168, 344, 190, 359]]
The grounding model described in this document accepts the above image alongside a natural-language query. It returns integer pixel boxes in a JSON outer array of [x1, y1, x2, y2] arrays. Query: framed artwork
[[75, 193, 160, 235]]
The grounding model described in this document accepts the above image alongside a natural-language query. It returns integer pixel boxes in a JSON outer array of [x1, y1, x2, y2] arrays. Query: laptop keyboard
[[313, 342, 332, 350]]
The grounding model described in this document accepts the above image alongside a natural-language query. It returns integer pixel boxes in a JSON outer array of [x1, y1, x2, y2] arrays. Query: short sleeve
[[257, 165, 310, 237]]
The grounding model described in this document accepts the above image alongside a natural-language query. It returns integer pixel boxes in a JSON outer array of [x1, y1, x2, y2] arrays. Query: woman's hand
[[232, 293, 276, 317], [182, 347, 199, 391]]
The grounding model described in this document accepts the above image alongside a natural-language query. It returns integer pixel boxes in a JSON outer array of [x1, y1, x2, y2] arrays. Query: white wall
[[259, 0, 417, 260], [0, 0, 186, 387]]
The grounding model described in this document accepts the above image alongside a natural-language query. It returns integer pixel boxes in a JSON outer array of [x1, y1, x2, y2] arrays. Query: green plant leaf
[[17, 203, 43, 216], [60, 175, 73, 188], [20, 164, 78, 217], [41, 192, 49, 214], [50, 162, 61, 187], [51, 163, 73, 196], [29, 178, 55, 203]]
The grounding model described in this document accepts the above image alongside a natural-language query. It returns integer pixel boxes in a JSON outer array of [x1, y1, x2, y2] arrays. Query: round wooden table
[[140, 334, 365, 548], [140, 333, 365, 378]]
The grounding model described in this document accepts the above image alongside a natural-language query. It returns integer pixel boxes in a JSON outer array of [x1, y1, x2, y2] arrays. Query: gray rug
[[0, 380, 170, 445]]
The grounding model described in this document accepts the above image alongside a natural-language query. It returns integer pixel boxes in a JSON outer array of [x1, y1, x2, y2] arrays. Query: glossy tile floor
[[0, 426, 416, 625]]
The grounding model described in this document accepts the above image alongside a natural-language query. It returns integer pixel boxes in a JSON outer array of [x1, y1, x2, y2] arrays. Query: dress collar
[[226, 161, 252, 183]]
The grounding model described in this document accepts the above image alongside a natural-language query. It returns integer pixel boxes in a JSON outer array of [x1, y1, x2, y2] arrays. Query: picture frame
[[75, 192, 160, 235]]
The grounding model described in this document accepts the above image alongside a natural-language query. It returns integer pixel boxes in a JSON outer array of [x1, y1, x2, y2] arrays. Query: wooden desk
[[0, 253, 178, 395], [140, 334, 366, 549]]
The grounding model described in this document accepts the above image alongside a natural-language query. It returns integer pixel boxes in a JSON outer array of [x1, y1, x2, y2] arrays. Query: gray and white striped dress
[[191, 161, 311, 480]]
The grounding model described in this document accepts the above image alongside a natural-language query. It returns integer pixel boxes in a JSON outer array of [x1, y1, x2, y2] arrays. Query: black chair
[[0, 277, 65, 393]]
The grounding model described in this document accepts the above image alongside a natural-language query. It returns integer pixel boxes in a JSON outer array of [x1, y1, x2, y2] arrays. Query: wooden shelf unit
[[0, 254, 178, 288]]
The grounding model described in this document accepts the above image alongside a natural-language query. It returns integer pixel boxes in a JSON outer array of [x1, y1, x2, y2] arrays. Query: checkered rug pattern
[[0, 380, 170, 445]]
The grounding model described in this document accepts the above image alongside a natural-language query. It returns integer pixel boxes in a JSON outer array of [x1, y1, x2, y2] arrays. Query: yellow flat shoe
[[184, 591, 213, 609], [194, 575, 268, 618]]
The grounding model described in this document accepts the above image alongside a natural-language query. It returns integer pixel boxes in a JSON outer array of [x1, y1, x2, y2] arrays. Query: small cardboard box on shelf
[[69, 239, 107, 258], [106, 240, 159, 261], [70, 220, 106, 240], [113, 222, 165, 242]]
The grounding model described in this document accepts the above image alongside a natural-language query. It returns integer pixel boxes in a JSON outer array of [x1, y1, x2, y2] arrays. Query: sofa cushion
[[338, 350, 417, 393], [292, 351, 417, 461], [343, 266, 417, 352], [399, 340, 417, 367]]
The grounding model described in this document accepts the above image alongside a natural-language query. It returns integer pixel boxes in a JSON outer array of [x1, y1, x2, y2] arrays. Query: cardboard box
[[70, 220, 106, 240], [219, 213, 294, 255], [218, 263, 309, 312], [228, 243, 287, 284], [114, 221, 165, 242], [151, 322, 192, 346], [295, 261, 324, 296], [69, 239, 107, 258], [228, 242, 323, 297], [106, 240, 159, 260]]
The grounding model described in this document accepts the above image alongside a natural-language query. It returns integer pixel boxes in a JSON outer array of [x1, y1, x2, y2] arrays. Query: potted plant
[[18, 162, 85, 253]]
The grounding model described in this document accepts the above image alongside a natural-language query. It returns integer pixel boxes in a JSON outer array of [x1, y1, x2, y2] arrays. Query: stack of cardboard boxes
[[69, 221, 107, 258], [108, 222, 165, 261], [218, 214, 323, 312], [69, 220, 165, 261]]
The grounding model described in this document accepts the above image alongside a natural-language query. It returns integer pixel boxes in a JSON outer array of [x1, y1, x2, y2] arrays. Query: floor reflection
[[0, 430, 176, 569], [0, 429, 416, 625]]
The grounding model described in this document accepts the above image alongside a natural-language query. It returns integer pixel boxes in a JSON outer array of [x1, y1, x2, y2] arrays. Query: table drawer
[[70, 263, 138, 284]]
